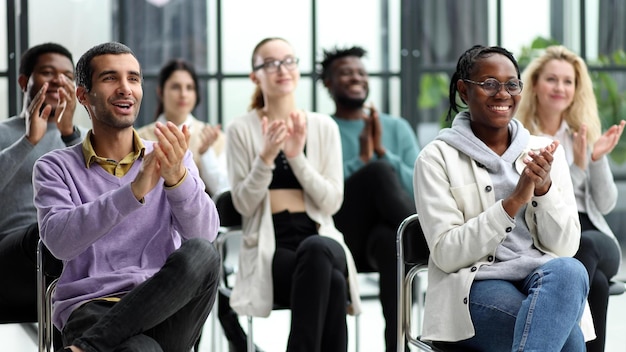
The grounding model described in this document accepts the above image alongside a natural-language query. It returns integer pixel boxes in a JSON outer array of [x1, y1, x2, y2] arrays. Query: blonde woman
[[518, 45, 624, 352], [137, 59, 228, 196], [225, 37, 361, 352]]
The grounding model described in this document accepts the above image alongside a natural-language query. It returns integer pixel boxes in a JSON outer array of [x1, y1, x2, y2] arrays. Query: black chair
[[396, 214, 443, 352], [213, 190, 361, 352], [609, 280, 625, 296], [36, 239, 62, 352]]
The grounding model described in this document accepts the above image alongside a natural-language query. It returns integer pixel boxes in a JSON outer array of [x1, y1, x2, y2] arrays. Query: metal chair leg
[[246, 316, 254, 352]]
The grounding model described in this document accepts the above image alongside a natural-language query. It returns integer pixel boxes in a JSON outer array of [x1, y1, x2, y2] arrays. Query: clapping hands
[[259, 111, 307, 165]]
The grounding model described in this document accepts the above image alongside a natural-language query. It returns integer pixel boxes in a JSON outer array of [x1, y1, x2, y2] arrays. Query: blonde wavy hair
[[517, 45, 601, 144]]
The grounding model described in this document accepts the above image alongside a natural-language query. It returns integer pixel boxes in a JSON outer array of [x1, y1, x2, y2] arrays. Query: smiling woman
[[414, 44, 593, 351], [220, 37, 362, 352]]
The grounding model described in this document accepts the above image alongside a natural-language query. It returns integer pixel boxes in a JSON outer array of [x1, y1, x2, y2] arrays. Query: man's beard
[[335, 94, 367, 109]]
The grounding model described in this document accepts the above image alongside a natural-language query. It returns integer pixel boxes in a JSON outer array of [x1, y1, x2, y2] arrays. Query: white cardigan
[[225, 109, 361, 317]]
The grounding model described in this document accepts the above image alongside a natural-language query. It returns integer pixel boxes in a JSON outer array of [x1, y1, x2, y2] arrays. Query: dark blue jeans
[[62, 238, 220, 352], [438, 257, 589, 352]]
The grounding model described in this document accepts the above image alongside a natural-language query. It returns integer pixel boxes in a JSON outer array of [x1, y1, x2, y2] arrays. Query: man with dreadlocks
[[319, 45, 420, 352]]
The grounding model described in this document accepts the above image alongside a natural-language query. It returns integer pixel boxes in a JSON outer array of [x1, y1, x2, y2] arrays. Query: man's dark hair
[[75, 42, 140, 92], [19, 43, 73, 77], [318, 46, 367, 81]]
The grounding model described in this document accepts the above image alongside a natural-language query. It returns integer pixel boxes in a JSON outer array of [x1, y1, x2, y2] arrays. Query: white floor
[[3, 249, 626, 352], [4, 278, 626, 352]]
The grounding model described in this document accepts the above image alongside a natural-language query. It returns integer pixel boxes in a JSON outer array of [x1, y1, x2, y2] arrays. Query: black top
[[268, 150, 302, 189]]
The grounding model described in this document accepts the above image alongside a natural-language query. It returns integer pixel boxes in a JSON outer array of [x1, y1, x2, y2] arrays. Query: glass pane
[[0, 1, 6, 70], [317, 0, 384, 71], [316, 84, 335, 117], [29, 0, 112, 56], [222, 78, 259, 127], [389, 0, 401, 72], [136, 77, 159, 129], [221, 0, 312, 74], [595, 0, 626, 60], [27, 0, 113, 129], [207, 0, 218, 74], [222, 77, 313, 127], [389, 76, 402, 117], [500, 0, 551, 54], [0, 78, 8, 122], [207, 79, 219, 126]]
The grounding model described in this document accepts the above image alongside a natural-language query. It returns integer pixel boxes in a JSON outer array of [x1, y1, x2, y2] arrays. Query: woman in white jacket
[[414, 45, 591, 351], [225, 37, 361, 352]]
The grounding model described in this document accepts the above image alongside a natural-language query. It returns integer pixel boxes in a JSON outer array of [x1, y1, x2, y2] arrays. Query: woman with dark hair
[[224, 37, 361, 352], [413, 44, 593, 351], [138, 59, 228, 196]]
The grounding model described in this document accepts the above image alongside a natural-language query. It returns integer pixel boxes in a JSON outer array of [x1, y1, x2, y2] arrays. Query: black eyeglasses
[[253, 57, 299, 73], [463, 78, 523, 96]]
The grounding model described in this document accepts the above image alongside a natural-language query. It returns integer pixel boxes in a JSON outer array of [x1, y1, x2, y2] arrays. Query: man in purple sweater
[[33, 42, 220, 352]]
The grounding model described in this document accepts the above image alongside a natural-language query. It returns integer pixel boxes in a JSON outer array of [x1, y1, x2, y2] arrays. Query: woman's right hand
[[504, 141, 558, 217], [259, 116, 289, 165], [198, 124, 221, 155], [591, 120, 625, 162]]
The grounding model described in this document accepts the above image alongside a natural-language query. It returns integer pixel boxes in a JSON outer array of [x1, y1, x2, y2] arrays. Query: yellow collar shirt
[[82, 129, 145, 177]]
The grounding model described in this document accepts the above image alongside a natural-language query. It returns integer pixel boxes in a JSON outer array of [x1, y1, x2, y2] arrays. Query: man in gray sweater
[[0, 42, 81, 323]]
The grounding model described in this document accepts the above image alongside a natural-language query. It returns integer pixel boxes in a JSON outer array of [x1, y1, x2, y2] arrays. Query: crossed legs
[[62, 238, 220, 352]]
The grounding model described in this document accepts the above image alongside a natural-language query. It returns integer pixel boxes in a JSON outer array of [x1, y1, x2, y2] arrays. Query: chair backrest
[[400, 214, 429, 267], [37, 240, 62, 352], [397, 214, 446, 352], [214, 190, 242, 228]]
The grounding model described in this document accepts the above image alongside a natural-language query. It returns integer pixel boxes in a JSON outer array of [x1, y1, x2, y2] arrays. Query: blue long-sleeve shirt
[[332, 113, 420, 195]]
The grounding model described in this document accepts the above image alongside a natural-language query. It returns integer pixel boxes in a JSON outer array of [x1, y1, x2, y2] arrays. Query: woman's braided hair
[[446, 45, 520, 121]]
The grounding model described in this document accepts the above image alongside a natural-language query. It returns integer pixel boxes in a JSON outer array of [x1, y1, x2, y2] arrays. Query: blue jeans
[[446, 257, 589, 352], [62, 238, 220, 352]]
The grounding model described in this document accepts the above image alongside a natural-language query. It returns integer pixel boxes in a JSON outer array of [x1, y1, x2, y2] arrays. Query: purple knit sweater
[[33, 140, 219, 329]]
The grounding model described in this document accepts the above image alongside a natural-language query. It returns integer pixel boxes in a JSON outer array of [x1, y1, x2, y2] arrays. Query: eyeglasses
[[253, 57, 299, 73], [463, 78, 523, 96]]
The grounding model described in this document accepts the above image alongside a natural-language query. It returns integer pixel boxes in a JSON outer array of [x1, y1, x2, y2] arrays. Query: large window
[[3, 0, 626, 150]]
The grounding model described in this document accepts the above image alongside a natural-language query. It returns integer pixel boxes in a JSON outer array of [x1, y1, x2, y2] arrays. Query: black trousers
[[272, 211, 349, 352], [0, 222, 40, 323], [333, 160, 416, 352], [574, 212, 621, 352], [63, 238, 220, 352]]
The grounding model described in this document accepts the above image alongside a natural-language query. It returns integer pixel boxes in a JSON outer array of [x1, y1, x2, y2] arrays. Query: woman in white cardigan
[[225, 37, 361, 352]]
